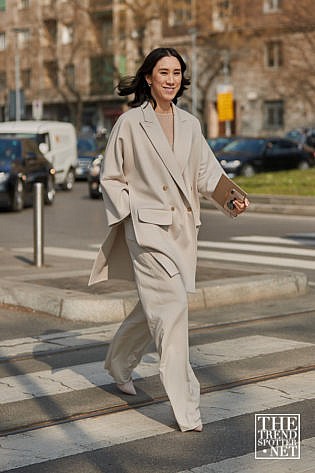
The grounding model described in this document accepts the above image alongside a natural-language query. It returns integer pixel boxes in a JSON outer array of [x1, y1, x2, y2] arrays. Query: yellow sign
[[217, 91, 234, 122]]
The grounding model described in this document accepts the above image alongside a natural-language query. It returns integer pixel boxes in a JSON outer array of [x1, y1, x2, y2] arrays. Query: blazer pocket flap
[[138, 208, 173, 225]]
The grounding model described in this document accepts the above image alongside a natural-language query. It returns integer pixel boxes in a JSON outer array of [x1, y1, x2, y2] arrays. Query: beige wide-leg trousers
[[105, 226, 201, 432]]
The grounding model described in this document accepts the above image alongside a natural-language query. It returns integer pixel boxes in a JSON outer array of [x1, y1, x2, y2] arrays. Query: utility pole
[[13, 29, 21, 121]]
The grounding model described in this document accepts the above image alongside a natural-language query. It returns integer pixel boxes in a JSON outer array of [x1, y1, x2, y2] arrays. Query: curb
[[0, 271, 308, 323]]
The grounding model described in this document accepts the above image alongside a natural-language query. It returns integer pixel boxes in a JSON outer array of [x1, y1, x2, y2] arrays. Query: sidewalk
[[0, 246, 309, 323]]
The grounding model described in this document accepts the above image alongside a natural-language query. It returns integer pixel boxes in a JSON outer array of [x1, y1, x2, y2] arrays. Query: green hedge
[[234, 168, 315, 196]]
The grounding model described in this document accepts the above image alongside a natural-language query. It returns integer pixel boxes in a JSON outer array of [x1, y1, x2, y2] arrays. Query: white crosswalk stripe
[[197, 235, 315, 271]]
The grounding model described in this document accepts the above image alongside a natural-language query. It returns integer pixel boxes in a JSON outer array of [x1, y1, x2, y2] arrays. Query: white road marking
[[177, 437, 315, 473], [13, 247, 96, 260], [0, 371, 314, 471], [198, 240, 315, 258], [0, 336, 312, 404], [232, 235, 315, 247], [197, 249, 315, 270], [0, 324, 120, 360]]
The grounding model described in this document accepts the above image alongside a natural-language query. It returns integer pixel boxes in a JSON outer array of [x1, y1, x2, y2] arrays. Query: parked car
[[76, 135, 101, 180], [0, 138, 56, 211], [285, 128, 315, 150], [207, 136, 237, 152], [0, 121, 77, 191], [87, 154, 103, 198], [216, 137, 315, 177]]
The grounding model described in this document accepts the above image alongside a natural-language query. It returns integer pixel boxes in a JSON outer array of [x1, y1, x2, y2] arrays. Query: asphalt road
[[1, 181, 314, 282], [0, 300, 314, 472]]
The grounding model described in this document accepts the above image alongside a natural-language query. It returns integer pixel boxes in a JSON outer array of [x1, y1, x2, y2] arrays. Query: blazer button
[[187, 207, 192, 212], [171, 206, 175, 211], [163, 185, 168, 191]]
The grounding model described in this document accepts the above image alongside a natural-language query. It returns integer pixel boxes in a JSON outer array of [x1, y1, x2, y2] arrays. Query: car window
[[77, 137, 98, 153], [223, 139, 266, 154], [0, 139, 23, 165], [270, 140, 296, 150], [37, 133, 51, 151]]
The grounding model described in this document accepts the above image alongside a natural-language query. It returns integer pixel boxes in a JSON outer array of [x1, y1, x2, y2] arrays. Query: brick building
[[0, 0, 314, 137]]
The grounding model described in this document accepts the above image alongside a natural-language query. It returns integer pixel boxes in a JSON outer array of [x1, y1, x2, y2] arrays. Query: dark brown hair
[[117, 47, 190, 108]]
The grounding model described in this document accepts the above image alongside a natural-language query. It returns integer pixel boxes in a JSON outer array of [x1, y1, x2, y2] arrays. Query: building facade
[[0, 0, 314, 137]]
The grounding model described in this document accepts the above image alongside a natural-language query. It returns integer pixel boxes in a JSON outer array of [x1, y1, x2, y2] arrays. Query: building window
[[265, 41, 283, 68], [22, 69, 31, 89], [60, 24, 73, 45], [263, 0, 281, 13], [18, 0, 30, 8], [0, 32, 5, 50], [16, 29, 30, 48], [44, 61, 58, 88], [264, 100, 284, 128], [0, 71, 6, 91], [90, 55, 114, 95], [65, 64, 75, 88], [0, 0, 5, 11], [168, 0, 192, 26]]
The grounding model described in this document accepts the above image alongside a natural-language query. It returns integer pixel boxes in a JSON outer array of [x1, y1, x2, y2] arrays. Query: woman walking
[[89, 47, 248, 432]]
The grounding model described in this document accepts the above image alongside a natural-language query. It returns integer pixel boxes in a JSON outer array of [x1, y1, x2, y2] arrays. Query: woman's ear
[[145, 74, 152, 86]]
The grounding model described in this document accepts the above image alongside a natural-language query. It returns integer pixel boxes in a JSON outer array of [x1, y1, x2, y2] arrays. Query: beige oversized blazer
[[89, 102, 226, 292]]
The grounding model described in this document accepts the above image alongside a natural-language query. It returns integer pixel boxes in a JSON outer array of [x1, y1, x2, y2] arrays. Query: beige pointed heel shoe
[[116, 380, 137, 396]]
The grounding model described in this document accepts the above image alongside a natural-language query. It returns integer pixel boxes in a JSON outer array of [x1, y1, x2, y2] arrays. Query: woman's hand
[[233, 197, 250, 216]]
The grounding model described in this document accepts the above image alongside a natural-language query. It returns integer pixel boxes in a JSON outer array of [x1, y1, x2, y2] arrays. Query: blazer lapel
[[173, 105, 192, 174], [140, 103, 191, 203]]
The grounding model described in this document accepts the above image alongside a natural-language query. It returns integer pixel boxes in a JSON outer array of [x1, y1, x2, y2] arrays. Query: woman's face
[[146, 56, 182, 107]]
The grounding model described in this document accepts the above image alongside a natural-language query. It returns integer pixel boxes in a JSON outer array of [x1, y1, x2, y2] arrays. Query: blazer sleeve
[[197, 130, 227, 200], [100, 116, 130, 226]]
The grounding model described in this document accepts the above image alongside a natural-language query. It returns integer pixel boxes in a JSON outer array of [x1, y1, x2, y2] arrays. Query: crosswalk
[[14, 235, 315, 272], [197, 235, 315, 273], [0, 325, 314, 472]]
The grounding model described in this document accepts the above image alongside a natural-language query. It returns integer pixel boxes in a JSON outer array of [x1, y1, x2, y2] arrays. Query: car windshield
[[223, 139, 266, 154], [0, 139, 22, 165], [77, 137, 98, 153], [208, 138, 230, 151], [285, 130, 303, 143]]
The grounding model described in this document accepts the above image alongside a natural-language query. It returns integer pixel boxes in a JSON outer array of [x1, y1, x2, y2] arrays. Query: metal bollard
[[33, 182, 44, 267]]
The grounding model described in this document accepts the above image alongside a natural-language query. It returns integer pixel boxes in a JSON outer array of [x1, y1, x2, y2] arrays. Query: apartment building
[[0, 0, 124, 131], [161, 0, 315, 137], [0, 0, 313, 137]]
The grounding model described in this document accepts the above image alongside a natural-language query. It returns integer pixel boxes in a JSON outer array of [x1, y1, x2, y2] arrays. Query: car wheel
[[62, 168, 75, 191], [241, 164, 255, 177], [298, 161, 310, 170], [11, 179, 24, 212], [44, 176, 56, 205]]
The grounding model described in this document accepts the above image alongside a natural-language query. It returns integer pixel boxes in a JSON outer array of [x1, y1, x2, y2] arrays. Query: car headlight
[[90, 165, 101, 177], [0, 172, 9, 184], [220, 159, 241, 169]]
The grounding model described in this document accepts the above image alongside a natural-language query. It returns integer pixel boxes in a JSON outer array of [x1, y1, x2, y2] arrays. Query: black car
[[0, 138, 55, 211], [75, 135, 100, 180], [87, 154, 103, 198], [216, 137, 315, 177], [207, 136, 237, 152]]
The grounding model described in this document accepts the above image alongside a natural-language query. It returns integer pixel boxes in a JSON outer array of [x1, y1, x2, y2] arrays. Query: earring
[[147, 82, 151, 87]]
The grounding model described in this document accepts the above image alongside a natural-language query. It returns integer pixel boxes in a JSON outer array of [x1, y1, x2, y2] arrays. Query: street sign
[[217, 85, 234, 122]]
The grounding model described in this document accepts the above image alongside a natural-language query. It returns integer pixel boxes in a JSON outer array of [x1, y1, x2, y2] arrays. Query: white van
[[0, 121, 78, 190]]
